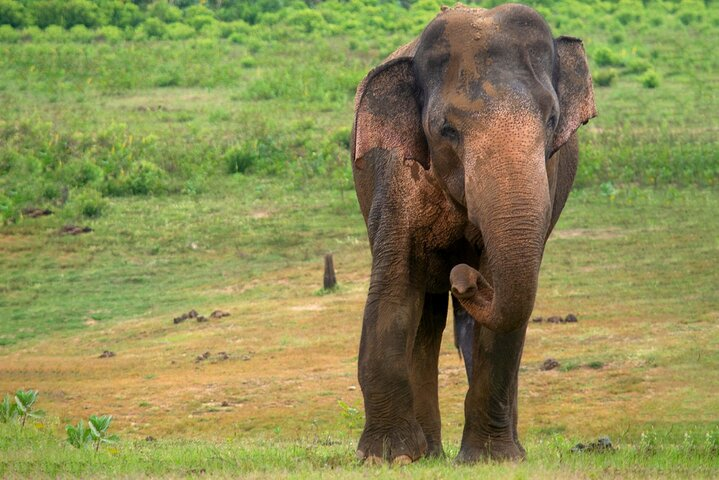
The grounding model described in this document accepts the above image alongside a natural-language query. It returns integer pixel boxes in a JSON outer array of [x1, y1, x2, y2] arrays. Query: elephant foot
[[357, 419, 427, 465], [456, 437, 526, 464], [425, 440, 445, 459]]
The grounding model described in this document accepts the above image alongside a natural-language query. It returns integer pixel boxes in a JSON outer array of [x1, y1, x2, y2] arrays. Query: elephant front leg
[[357, 274, 427, 464], [457, 322, 528, 463], [409, 292, 448, 458]]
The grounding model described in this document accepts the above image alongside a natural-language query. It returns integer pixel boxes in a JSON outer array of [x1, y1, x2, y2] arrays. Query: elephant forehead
[[418, 5, 555, 106]]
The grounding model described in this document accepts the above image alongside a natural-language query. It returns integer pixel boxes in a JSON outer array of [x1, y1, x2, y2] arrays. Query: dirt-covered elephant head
[[353, 4, 596, 334]]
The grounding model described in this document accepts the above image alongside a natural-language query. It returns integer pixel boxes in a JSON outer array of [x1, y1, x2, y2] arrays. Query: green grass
[[2, 422, 718, 478]]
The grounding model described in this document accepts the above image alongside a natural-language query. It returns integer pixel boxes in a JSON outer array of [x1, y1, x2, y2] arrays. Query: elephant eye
[[440, 123, 459, 142], [546, 114, 558, 131]]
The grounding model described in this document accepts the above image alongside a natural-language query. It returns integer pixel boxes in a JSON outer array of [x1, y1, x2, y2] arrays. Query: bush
[[593, 46, 623, 67], [0, 24, 19, 42], [0, 0, 27, 28], [95, 25, 124, 44], [61, 159, 104, 188], [126, 160, 168, 195], [641, 69, 660, 88], [68, 188, 108, 218], [149, 2, 182, 23], [141, 17, 167, 39], [69, 24, 94, 43], [593, 69, 618, 87], [165, 22, 195, 40]]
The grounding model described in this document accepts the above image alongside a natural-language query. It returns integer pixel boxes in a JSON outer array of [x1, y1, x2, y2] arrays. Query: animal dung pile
[[59, 225, 93, 235], [540, 358, 560, 371], [532, 313, 578, 324], [173, 309, 230, 324]]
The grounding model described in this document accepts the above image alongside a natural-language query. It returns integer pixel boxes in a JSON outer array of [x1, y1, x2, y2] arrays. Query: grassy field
[[1, 0, 718, 477], [1, 183, 718, 477]]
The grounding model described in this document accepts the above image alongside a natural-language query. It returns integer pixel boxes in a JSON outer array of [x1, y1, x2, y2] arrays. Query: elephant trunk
[[451, 138, 551, 334]]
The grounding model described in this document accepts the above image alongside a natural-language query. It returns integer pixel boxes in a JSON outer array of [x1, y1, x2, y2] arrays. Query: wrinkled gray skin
[[351, 4, 596, 464]]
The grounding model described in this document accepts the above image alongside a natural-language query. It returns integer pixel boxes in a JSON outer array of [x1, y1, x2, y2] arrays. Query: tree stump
[[324, 254, 337, 290]]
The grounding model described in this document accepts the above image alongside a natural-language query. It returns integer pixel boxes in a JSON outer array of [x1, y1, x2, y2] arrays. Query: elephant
[[350, 3, 596, 464]]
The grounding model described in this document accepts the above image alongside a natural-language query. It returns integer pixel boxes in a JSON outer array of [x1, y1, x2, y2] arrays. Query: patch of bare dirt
[[553, 228, 624, 240], [290, 304, 324, 312]]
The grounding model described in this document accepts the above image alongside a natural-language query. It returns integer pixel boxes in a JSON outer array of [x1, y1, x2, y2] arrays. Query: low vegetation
[[0, 0, 717, 223]]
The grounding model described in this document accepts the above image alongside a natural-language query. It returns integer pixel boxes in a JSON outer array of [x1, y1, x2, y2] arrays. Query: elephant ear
[[552, 36, 597, 154], [352, 58, 428, 170]]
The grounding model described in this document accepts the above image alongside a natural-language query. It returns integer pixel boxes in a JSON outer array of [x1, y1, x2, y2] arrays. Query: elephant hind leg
[[410, 292, 448, 457]]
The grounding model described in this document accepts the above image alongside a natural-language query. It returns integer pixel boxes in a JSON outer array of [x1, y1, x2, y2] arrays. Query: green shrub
[[166, 22, 196, 40], [0, 0, 27, 28], [68, 188, 108, 218], [43, 24, 66, 42], [240, 56, 256, 68], [69, 24, 94, 43], [126, 160, 168, 195], [149, 2, 182, 23], [593, 46, 623, 67], [95, 25, 124, 44], [61, 160, 104, 188], [593, 69, 617, 87], [0, 24, 19, 42], [141, 17, 167, 39], [641, 69, 660, 88], [624, 57, 651, 74], [187, 15, 216, 31]]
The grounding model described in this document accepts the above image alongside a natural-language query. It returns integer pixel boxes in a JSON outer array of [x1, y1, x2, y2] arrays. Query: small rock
[[196, 315, 208, 323], [216, 352, 229, 361], [98, 350, 115, 358], [531, 316, 543, 323], [546, 316, 563, 324], [540, 358, 560, 371], [348, 385, 357, 391], [565, 313, 578, 323], [240, 354, 252, 361], [210, 310, 230, 319]]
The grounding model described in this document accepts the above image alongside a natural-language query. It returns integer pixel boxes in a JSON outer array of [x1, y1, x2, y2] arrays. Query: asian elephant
[[350, 3, 596, 464]]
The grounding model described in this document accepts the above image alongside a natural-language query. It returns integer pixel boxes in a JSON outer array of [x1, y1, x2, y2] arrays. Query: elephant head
[[353, 4, 596, 333]]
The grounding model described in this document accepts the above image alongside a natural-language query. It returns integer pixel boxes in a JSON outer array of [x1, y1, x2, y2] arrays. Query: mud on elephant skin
[[351, 3, 596, 464]]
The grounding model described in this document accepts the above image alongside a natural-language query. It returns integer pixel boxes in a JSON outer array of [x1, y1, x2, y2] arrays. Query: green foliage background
[[0, 0, 718, 223]]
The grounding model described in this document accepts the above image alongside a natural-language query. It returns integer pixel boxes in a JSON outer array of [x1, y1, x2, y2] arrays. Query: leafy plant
[[13, 389, 44, 428], [0, 394, 18, 423], [88, 414, 119, 452], [66, 420, 93, 449], [641, 69, 660, 89]]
